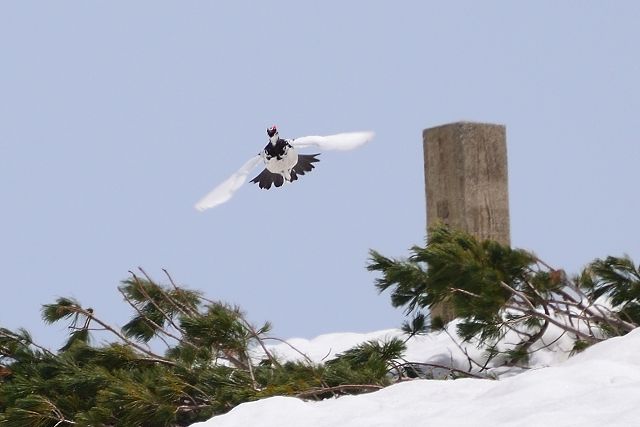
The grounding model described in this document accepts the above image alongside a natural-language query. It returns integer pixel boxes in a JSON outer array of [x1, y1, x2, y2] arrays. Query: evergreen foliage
[[0, 271, 398, 426], [368, 224, 638, 366], [3, 228, 639, 424]]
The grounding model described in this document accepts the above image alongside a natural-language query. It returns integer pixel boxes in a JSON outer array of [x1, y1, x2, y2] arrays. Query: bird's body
[[194, 126, 374, 211], [262, 137, 299, 180], [250, 128, 320, 189]]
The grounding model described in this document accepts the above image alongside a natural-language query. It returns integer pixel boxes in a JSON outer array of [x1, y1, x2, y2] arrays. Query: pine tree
[[1, 270, 400, 426], [368, 224, 638, 366]]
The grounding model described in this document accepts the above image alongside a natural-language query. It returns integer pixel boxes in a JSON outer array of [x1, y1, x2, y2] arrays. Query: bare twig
[[503, 303, 598, 342], [450, 288, 482, 299], [118, 287, 183, 349], [233, 316, 282, 369], [442, 327, 486, 371], [129, 271, 190, 336], [499, 281, 537, 312], [552, 290, 636, 332], [175, 403, 212, 414], [527, 329, 569, 355], [295, 384, 383, 400], [160, 268, 201, 316], [40, 396, 77, 426], [138, 267, 199, 317], [262, 337, 315, 365], [162, 268, 181, 292], [393, 361, 488, 379], [0, 329, 54, 357], [62, 305, 177, 365]]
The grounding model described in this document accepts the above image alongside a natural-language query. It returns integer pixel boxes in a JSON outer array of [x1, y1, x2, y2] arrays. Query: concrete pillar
[[422, 122, 510, 323]]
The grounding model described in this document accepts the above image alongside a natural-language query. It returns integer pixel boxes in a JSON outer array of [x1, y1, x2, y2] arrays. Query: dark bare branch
[[296, 384, 383, 400]]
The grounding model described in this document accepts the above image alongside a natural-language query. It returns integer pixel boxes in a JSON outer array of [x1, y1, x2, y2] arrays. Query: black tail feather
[[250, 168, 281, 190], [250, 154, 320, 190]]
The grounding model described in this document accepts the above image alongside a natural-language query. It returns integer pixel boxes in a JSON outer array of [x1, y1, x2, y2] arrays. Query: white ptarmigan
[[194, 126, 374, 211]]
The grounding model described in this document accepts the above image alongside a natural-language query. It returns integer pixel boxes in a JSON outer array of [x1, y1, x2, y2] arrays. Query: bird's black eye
[[267, 127, 277, 137]]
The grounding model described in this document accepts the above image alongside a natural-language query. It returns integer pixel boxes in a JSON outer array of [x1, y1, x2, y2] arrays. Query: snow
[[191, 326, 640, 427], [262, 321, 578, 374]]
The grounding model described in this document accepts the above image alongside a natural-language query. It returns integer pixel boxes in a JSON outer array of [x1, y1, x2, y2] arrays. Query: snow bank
[[263, 320, 578, 373], [192, 327, 640, 427]]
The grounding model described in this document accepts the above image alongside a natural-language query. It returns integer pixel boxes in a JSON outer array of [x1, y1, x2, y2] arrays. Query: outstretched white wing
[[291, 131, 375, 151], [194, 155, 263, 211]]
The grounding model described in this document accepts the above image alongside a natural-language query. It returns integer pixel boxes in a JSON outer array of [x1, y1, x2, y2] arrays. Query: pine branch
[[162, 267, 199, 313], [393, 361, 487, 379], [449, 287, 482, 299], [526, 329, 570, 355], [441, 327, 487, 372], [162, 268, 181, 291], [118, 286, 196, 350], [5, 395, 77, 426], [499, 281, 538, 313], [175, 403, 212, 414], [236, 320, 282, 369], [564, 294, 638, 332], [503, 303, 598, 342], [128, 271, 190, 336], [138, 267, 199, 317], [516, 312, 549, 356], [553, 288, 637, 332], [245, 354, 259, 390], [0, 328, 53, 357], [263, 337, 313, 365], [60, 304, 177, 365], [295, 384, 383, 400]]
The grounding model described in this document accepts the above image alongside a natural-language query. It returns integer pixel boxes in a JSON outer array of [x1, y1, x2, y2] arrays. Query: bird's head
[[267, 125, 279, 144]]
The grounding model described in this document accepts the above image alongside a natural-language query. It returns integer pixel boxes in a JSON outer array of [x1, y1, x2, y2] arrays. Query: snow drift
[[191, 327, 640, 427]]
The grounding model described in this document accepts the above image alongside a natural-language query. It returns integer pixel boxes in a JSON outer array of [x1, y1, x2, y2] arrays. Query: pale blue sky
[[1, 2, 639, 349]]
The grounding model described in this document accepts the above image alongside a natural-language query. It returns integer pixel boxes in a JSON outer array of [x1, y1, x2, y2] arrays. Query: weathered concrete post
[[422, 122, 510, 323]]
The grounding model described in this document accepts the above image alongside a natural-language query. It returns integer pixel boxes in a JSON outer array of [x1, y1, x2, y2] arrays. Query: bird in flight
[[194, 126, 374, 211]]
